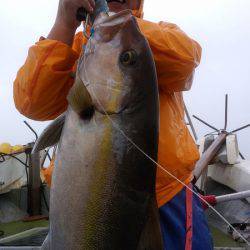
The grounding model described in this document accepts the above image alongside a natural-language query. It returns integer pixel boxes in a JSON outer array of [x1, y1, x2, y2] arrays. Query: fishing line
[[80, 12, 249, 245], [91, 90, 250, 245]]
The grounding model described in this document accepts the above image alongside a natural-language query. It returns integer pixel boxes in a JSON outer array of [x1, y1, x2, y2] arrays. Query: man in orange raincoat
[[14, 0, 213, 249]]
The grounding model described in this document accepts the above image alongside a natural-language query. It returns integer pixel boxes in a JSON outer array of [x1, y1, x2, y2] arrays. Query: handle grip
[[76, 7, 88, 22]]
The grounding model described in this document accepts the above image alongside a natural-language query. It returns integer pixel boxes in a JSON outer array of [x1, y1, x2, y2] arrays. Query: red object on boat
[[200, 195, 217, 210]]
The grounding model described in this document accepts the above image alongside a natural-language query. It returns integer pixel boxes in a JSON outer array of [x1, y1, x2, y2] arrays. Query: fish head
[[76, 10, 157, 115]]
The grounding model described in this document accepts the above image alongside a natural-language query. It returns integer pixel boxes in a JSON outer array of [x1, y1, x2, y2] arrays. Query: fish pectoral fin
[[137, 198, 164, 250], [32, 113, 66, 153], [67, 76, 93, 116]]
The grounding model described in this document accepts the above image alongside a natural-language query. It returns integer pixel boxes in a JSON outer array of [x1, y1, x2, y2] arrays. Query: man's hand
[[48, 0, 95, 46], [56, 0, 95, 30]]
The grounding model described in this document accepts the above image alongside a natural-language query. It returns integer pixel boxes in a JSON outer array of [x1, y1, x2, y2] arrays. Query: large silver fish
[[34, 10, 162, 250]]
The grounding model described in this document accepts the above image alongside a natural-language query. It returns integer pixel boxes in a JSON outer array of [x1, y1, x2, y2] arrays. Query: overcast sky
[[0, 0, 249, 158]]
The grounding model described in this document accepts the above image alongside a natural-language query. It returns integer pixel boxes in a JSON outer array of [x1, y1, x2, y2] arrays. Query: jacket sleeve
[[13, 32, 85, 121], [136, 18, 202, 93]]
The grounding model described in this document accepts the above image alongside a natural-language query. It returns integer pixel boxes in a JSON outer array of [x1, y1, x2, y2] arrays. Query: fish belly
[[48, 111, 154, 249]]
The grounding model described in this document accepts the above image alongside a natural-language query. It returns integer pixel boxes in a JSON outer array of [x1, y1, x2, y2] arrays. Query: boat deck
[[0, 219, 246, 248]]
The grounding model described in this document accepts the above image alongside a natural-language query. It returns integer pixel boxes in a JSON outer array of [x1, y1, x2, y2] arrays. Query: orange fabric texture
[[13, 18, 201, 207], [41, 159, 55, 187]]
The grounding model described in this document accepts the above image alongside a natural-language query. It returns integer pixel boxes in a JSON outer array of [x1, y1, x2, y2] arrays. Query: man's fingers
[[78, 0, 95, 13], [89, 0, 95, 9]]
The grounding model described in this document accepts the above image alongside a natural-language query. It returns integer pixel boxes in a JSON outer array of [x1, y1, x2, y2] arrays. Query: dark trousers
[[159, 185, 213, 250]]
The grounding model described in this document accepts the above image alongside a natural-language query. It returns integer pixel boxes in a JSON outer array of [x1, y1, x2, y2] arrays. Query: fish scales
[[34, 9, 162, 250]]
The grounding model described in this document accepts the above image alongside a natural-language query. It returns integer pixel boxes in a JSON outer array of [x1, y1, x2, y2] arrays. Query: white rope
[[92, 90, 250, 245]]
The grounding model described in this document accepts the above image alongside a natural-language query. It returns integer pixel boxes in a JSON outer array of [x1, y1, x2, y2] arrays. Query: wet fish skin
[[39, 10, 162, 250]]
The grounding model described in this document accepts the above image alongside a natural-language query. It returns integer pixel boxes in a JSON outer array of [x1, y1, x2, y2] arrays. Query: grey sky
[[0, 0, 249, 158]]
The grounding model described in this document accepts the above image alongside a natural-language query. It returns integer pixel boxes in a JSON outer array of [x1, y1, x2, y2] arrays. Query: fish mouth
[[93, 9, 133, 28], [77, 9, 136, 116], [91, 9, 134, 42], [96, 106, 127, 116]]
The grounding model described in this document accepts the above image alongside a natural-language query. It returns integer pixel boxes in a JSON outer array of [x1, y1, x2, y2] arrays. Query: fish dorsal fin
[[32, 113, 66, 153], [67, 76, 93, 115]]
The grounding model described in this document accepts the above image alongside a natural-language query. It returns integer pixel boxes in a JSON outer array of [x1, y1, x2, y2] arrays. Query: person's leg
[[159, 185, 213, 250], [159, 188, 186, 250], [192, 187, 213, 250]]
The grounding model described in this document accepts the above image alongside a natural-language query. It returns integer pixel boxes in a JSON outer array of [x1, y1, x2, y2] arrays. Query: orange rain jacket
[[14, 18, 201, 207]]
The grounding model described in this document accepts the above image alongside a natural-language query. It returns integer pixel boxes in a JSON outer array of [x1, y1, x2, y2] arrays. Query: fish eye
[[120, 50, 138, 66]]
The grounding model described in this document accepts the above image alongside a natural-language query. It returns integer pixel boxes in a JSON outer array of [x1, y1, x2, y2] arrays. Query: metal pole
[[193, 132, 227, 183], [184, 103, 198, 141], [193, 115, 220, 132], [239, 152, 245, 160], [216, 190, 250, 203], [23, 121, 38, 141], [224, 94, 228, 130], [230, 124, 250, 133], [27, 143, 41, 216]]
